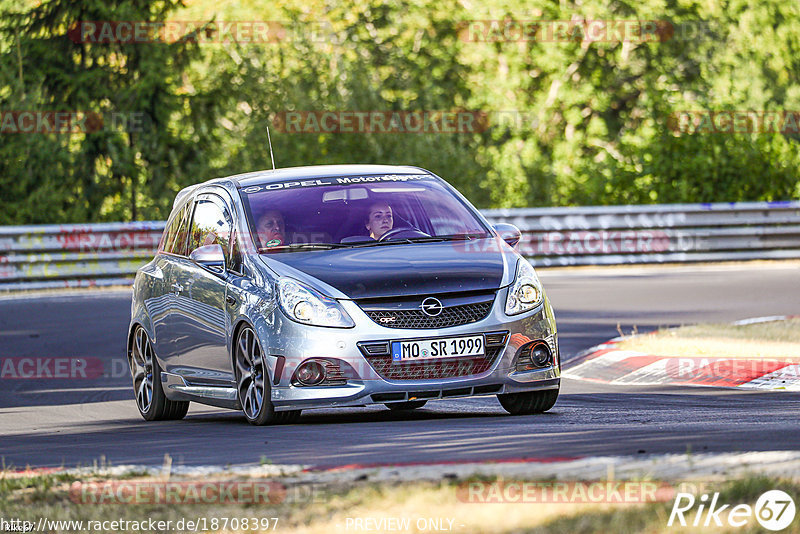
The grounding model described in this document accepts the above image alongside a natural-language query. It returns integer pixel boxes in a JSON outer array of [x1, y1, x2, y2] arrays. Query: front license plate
[[391, 335, 484, 363]]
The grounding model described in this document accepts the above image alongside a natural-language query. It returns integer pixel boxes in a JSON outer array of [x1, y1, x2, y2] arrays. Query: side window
[[187, 198, 231, 257], [160, 204, 189, 255], [158, 211, 178, 252], [170, 204, 191, 256]]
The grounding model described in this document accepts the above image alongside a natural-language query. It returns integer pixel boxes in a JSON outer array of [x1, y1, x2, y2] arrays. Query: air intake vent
[[363, 342, 390, 355], [484, 332, 508, 346]]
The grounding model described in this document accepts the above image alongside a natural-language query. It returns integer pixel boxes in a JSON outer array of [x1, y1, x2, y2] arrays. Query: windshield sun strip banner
[[239, 174, 432, 194]]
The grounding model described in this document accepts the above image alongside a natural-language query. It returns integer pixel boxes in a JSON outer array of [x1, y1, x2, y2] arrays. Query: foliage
[[0, 0, 798, 223], [0, 0, 214, 223]]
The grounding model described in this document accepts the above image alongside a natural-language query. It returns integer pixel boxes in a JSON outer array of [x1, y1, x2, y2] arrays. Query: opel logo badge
[[420, 297, 443, 317]]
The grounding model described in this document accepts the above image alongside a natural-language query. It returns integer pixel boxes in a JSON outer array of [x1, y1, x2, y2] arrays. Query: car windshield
[[240, 174, 491, 252]]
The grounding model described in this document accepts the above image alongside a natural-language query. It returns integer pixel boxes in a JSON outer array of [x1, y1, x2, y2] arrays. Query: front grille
[[364, 301, 493, 329]]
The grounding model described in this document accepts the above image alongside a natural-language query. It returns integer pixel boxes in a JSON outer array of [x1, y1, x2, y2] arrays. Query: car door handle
[[226, 295, 237, 306], [171, 282, 183, 293]]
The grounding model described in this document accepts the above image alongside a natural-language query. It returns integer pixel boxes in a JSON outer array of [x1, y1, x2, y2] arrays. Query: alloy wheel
[[235, 326, 266, 420], [130, 327, 154, 414]]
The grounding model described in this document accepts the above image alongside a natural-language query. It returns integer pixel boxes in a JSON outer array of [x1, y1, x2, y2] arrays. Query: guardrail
[[0, 222, 164, 291], [484, 200, 800, 267], [1, 201, 799, 290]]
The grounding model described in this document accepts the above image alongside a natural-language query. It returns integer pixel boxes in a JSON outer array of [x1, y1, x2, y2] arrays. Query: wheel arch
[[126, 322, 141, 359], [229, 316, 279, 385], [127, 312, 158, 369], [229, 318, 251, 368]]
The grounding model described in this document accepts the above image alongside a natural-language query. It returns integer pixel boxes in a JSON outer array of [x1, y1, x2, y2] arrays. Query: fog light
[[515, 340, 552, 371], [295, 360, 326, 386], [531, 344, 551, 367]]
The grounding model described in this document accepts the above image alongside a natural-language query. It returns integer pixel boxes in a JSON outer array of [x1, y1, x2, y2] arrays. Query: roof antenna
[[266, 125, 276, 170]]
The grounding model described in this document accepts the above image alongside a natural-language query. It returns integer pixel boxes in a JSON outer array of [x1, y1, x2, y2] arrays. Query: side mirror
[[190, 243, 226, 273], [493, 223, 522, 248]]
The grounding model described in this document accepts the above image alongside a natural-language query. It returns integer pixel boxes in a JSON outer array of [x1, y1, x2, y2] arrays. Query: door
[[151, 202, 191, 363], [169, 193, 235, 385]]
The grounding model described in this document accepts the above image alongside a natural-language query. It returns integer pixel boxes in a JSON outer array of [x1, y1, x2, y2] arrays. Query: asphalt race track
[[1, 263, 799, 470]]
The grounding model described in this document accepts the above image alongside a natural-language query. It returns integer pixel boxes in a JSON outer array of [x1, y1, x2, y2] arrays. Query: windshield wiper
[[349, 239, 411, 248], [405, 233, 484, 243], [259, 234, 487, 252], [258, 243, 351, 253], [350, 233, 485, 248]]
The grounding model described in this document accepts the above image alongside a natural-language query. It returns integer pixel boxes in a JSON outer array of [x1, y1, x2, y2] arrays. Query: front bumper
[[261, 293, 560, 411]]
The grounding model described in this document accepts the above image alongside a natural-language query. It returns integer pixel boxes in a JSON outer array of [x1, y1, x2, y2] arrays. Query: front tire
[[129, 326, 189, 421], [497, 388, 558, 415], [234, 325, 301, 425]]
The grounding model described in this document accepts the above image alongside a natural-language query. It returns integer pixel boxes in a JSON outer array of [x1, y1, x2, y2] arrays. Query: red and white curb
[[563, 316, 800, 390]]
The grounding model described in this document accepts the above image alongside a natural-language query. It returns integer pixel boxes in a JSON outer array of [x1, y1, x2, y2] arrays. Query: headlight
[[505, 258, 544, 315], [277, 278, 355, 328]]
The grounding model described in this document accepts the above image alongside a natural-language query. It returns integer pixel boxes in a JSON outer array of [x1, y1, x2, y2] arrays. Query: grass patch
[[617, 318, 800, 358], [0, 471, 77, 501], [1, 470, 799, 533]]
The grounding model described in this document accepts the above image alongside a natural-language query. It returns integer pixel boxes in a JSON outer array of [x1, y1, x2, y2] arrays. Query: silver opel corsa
[[127, 165, 560, 425]]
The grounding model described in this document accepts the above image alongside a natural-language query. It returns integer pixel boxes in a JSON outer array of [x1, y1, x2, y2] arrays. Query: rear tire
[[385, 400, 427, 411], [234, 325, 301, 425], [497, 388, 558, 415], [129, 326, 189, 421]]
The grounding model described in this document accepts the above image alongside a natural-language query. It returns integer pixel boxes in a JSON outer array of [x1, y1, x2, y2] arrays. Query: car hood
[[259, 239, 515, 299]]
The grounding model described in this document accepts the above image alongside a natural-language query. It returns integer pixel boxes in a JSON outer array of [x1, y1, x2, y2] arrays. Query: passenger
[[256, 210, 286, 248], [365, 202, 393, 240]]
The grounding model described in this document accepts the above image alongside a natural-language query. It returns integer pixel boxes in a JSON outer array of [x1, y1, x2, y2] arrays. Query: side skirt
[[161, 371, 240, 410]]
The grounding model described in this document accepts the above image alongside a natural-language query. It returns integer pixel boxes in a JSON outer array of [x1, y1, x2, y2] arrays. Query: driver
[[365, 202, 393, 240], [256, 210, 287, 248]]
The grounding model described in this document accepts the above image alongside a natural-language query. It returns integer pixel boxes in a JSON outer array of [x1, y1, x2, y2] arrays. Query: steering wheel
[[378, 226, 431, 242]]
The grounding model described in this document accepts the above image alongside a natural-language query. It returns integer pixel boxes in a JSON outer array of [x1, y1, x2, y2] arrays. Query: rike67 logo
[[668, 489, 796, 531]]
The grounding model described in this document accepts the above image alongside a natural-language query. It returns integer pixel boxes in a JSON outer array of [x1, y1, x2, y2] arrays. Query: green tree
[[1, 0, 799, 224], [0, 0, 215, 223]]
